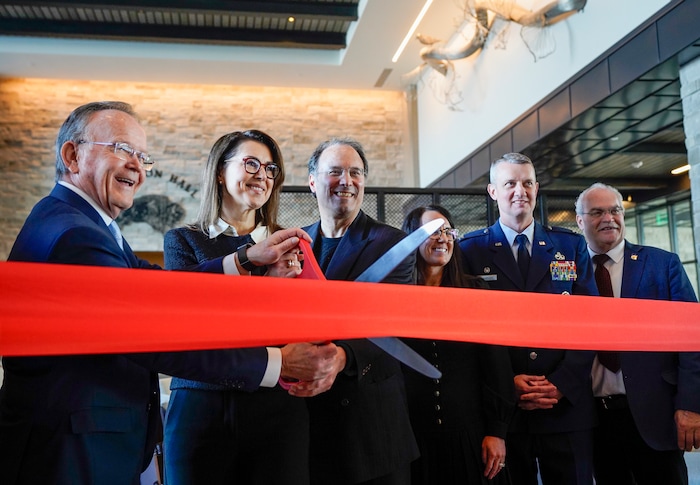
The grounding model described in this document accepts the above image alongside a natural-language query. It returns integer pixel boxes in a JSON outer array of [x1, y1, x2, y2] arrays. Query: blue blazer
[[615, 241, 700, 450], [1, 184, 268, 485], [303, 210, 419, 484], [459, 221, 598, 434]]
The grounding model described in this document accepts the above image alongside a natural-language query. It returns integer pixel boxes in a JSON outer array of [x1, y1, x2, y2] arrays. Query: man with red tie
[[576, 182, 700, 485]]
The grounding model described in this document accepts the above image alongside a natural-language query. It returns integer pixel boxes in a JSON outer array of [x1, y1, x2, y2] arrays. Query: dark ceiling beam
[[0, 18, 347, 48], [0, 1, 359, 19], [624, 142, 687, 154], [542, 176, 672, 189]]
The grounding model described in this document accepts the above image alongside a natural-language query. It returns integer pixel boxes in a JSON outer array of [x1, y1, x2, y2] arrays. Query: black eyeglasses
[[228, 156, 280, 179], [429, 227, 459, 241], [581, 207, 624, 218], [78, 141, 154, 171]]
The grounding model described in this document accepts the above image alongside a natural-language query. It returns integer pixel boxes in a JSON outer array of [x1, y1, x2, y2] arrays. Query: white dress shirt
[[589, 240, 627, 397]]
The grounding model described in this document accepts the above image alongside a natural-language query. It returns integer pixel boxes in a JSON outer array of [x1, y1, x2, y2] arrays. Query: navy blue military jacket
[[459, 221, 598, 434]]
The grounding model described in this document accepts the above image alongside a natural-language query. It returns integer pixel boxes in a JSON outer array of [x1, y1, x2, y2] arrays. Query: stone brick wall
[[0, 78, 414, 258]]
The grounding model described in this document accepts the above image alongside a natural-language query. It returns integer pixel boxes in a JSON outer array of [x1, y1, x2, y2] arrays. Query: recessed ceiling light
[[630, 161, 643, 169], [671, 164, 690, 175], [392, 0, 434, 63], [288, 16, 295, 23]]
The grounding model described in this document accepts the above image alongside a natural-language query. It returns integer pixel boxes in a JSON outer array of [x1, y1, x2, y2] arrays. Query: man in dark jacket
[[0, 101, 338, 485], [301, 138, 419, 485]]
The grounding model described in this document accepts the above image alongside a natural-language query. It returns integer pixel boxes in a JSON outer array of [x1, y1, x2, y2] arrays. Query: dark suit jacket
[[303, 210, 419, 484], [0, 184, 268, 485], [459, 221, 598, 434], [614, 241, 700, 450]]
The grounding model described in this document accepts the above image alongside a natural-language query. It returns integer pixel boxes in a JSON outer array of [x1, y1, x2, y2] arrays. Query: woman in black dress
[[402, 205, 515, 484]]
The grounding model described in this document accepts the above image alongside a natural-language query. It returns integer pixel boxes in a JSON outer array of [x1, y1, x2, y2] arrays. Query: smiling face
[[220, 140, 275, 214], [63, 109, 147, 219], [419, 210, 454, 270], [576, 187, 626, 253], [488, 161, 539, 231], [309, 143, 365, 226]]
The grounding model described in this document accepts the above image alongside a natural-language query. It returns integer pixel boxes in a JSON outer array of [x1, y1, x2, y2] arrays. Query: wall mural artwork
[[118, 194, 186, 235], [115, 168, 200, 250], [404, 0, 587, 110]]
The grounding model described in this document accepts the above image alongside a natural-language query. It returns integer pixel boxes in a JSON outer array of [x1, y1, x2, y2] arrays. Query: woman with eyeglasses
[[401, 205, 515, 485], [162, 130, 318, 484]]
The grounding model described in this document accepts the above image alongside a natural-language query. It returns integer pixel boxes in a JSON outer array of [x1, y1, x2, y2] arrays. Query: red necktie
[[593, 254, 620, 372]]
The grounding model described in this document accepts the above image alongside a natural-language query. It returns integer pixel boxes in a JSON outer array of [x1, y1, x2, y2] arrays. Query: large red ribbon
[[0, 260, 698, 356]]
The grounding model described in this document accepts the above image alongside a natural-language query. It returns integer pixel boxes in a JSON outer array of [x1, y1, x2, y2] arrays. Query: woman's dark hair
[[193, 130, 285, 234], [402, 205, 485, 289]]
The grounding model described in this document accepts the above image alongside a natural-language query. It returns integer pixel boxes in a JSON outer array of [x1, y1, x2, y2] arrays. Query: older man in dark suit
[[459, 153, 598, 485], [299, 138, 419, 485], [0, 101, 338, 485], [576, 182, 700, 485]]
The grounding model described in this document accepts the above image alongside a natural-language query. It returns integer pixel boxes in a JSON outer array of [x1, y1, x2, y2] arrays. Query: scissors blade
[[354, 217, 445, 379], [354, 218, 444, 283], [368, 337, 442, 379]]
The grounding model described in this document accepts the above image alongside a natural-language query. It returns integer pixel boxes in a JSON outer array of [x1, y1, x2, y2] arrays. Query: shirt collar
[[208, 217, 268, 242], [588, 239, 625, 264], [58, 181, 114, 227], [499, 219, 535, 248]]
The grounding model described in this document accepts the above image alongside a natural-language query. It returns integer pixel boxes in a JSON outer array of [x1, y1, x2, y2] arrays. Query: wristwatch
[[236, 243, 256, 272]]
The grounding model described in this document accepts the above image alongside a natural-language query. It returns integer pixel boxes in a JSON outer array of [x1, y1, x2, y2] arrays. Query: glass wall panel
[[672, 200, 695, 262], [624, 211, 638, 244], [641, 207, 671, 251], [683, 262, 699, 300]]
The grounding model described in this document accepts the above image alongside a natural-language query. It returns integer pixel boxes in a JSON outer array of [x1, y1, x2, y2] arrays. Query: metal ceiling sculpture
[[405, 0, 587, 109]]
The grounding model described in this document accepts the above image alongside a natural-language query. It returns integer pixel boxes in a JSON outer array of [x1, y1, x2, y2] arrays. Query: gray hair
[[575, 182, 624, 214], [55, 101, 137, 182], [489, 152, 535, 183], [307, 137, 369, 175]]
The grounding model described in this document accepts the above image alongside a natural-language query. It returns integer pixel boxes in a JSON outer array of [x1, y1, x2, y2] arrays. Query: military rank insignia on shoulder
[[460, 228, 488, 241], [547, 225, 575, 234]]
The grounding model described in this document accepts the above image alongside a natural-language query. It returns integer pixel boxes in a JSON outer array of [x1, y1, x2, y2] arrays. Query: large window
[[625, 195, 698, 296]]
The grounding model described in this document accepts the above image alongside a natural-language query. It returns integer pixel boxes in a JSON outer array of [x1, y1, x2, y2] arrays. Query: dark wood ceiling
[[525, 57, 688, 197], [0, 1, 359, 49]]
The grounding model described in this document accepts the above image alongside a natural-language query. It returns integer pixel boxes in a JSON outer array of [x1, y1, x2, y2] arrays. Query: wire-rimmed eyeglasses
[[78, 141, 155, 172], [323, 167, 367, 180], [581, 207, 624, 218], [231, 157, 281, 180], [430, 227, 459, 241]]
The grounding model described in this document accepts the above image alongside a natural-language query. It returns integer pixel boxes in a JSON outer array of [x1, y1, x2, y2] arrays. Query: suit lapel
[[487, 223, 524, 289], [51, 184, 135, 267], [527, 223, 555, 291], [305, 221, 321, 245], [325, 212, 371, 280], [621, 241, 645, 297], [52, 184, 105, 228]]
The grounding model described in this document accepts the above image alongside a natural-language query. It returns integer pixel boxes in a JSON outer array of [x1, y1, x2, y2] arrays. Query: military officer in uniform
[[459, 152, 598, 485]]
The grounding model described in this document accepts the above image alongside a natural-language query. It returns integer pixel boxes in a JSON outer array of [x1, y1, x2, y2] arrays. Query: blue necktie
[[516, 234, 530, 283], [108, 221, 124, 250]]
